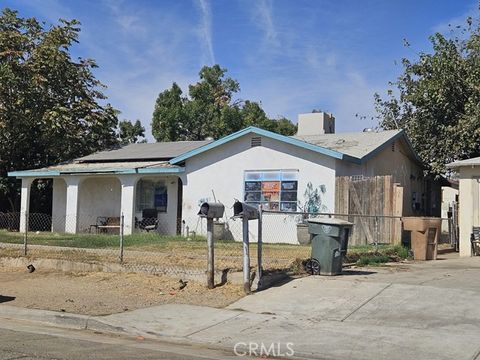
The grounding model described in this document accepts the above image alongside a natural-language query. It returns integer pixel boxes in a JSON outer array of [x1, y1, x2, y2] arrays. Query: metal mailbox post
[[233, 201, 259, 294], [198, 202, 225, 288]]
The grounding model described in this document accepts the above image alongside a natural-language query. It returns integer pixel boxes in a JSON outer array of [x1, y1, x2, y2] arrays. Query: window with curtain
[[136, 179, 168, 213]]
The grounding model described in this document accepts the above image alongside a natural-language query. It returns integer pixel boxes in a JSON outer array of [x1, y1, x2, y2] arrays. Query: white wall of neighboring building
[[180, 134, 337, 244], [458, 166, 480, 257]]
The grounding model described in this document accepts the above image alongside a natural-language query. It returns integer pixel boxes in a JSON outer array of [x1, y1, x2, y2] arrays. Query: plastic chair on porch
[[138, 209, 158, 232], [471, 227, 480, 256]]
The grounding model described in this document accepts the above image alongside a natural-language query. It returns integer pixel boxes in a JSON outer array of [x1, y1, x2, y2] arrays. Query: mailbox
[[233, 201, 259, 220], [198, 202, 225, 219]]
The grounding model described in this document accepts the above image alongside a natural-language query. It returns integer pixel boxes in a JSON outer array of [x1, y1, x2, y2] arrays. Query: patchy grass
[[0, 230, 408, 270], [0, 229, 205, 249], [357, 254, 391, 266], [0, 229, 311, 271], [1, 230, 409, 270], [346, 244, 410, 266]]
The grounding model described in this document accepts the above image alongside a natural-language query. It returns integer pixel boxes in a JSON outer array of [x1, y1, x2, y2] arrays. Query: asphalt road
[[0, 319, 243, 360]]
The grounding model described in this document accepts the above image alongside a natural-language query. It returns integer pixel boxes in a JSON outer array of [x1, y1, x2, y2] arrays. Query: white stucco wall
[[135, 176, 179, 235], [77, 177, 122, 232], [180, 134, 337, 244], [50, 174, 180, 235]]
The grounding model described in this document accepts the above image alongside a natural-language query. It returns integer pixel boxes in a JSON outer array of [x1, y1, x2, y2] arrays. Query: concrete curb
[[0, 304, 323, 360], [0, 305, 126, 335]]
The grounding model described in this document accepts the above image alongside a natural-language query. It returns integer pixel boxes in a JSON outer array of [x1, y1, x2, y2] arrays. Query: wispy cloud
[[195, 0, 215, 65], [75, 1, 205, 141], [253, 0, 278, 45], [431, 1, 477, 34], [103, 0, 147, 34]]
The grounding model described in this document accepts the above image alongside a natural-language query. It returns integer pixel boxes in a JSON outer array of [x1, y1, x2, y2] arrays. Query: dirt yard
[[0, 266, 245, 316]]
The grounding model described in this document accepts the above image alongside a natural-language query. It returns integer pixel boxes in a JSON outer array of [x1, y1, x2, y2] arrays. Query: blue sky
[[2, 0, 477, 140]]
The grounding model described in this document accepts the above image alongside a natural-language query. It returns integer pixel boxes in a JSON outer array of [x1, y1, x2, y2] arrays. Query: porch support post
[[65, 177, 82, 234], [19, 178, 33, 233], [120, 175, 137, 235]]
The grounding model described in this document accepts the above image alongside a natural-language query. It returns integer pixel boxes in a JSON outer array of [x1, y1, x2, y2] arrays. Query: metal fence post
[[206, 218, 215, 289], [257, 205, 263, 288], [242, 217, 251, 294], [23, 211, 28, 256], [119, 214, 124, 263]]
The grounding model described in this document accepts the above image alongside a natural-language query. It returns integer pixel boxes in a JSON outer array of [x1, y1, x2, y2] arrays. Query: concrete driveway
[[223, 253, 480, 359]]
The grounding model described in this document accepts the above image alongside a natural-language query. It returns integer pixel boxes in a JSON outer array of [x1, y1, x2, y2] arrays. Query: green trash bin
[[305, 218, 353, 275]]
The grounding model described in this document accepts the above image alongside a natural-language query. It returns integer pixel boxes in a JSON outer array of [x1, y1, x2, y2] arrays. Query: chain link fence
[[0, 210, 455, 280]]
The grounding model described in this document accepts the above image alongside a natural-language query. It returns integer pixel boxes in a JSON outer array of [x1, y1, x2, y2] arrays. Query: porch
[[10, 161, 185, 236]]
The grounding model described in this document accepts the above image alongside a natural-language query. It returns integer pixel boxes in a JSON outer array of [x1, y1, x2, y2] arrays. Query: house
[[9, 112, 436, 244], [447, 157, 480, 256]]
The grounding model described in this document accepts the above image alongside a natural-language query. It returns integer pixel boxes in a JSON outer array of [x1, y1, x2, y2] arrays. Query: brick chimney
[[296, 112, 335, 136]]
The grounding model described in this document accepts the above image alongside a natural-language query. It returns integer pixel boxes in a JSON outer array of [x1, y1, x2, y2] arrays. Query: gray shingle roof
[[32, 161, 178, 173], [293, 129, 404, 159], [78, 141, 212, 162]]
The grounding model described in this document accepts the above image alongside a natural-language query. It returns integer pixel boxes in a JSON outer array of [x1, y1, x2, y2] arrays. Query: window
[[244, 170, 298, 212], [136, 180, 168, 212]]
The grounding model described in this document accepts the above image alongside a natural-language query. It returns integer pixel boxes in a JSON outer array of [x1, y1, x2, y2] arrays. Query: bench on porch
[[471, 227, 480, 256], [89, 216, 120, 234]]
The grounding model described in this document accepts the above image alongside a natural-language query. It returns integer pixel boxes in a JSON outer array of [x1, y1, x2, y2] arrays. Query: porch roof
[[8, 161, 184, 178]]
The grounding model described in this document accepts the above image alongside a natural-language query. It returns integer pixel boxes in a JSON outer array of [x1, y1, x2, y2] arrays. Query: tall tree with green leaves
[[375, 15, 480, 178], [118, 120, 145, 145], [151, 65, 296, 142], [0, 9, 119, 210]]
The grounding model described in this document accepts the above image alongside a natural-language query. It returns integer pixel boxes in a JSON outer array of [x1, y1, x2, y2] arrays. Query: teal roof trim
[[8, 167, 185, 178], [8, 170, 61, 177], [169, 126, 361, 165]]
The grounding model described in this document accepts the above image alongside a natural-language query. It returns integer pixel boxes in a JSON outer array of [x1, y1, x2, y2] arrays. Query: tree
[[375, 15, 480, 178], [151, 82, 187, 141], [151, 65, 296, 141], [118, 120, 145, 145], [0, 9, 119, 210]]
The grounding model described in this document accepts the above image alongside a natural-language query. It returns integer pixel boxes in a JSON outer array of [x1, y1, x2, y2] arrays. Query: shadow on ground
[[0, 295, 15, 304], [341, 269, 377, 276]]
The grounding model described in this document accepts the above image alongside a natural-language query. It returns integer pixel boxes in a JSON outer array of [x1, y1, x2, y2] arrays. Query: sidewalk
[[2, 255, 480, 359]]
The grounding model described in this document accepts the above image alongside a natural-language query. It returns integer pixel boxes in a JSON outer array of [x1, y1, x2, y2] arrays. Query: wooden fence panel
[[335, 175, 403, 245]]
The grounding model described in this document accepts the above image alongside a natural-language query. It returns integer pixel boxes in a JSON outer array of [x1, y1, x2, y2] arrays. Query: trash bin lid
[[307, 217, 353, 226]]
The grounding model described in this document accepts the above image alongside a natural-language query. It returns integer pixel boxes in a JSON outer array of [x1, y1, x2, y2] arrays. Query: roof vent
[[363, 128, 374, 132], [251, 136, 262, 147]]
